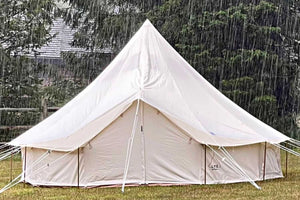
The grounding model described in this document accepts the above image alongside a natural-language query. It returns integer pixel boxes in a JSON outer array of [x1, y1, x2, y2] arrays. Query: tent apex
[[142, 19, 154, 27]]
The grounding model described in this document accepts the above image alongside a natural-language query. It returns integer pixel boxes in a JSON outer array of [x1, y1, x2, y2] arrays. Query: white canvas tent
[[3, 19, 298, 191]]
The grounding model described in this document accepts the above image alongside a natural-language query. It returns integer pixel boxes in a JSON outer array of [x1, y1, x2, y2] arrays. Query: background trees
[[0, 0, 59, 140], [62, 0, 300, 137], [0, 0, 299, 140]]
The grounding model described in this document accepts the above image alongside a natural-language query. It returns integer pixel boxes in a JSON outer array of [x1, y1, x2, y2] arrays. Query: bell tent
[[3, 19, 300, 192]]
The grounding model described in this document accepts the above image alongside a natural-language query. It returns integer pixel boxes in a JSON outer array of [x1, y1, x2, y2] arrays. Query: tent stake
[[77, 148, 80, 188], [263, 142, 267, 181], [24, 147, 27, 188], [285, 143, 288, 178], [204, 145, 206, 185]]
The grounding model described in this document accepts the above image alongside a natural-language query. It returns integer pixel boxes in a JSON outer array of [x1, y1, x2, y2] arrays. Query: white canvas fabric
[[9, 19, 289, 151], [21, 102, 282, 187], [6, 19, 290, 188]]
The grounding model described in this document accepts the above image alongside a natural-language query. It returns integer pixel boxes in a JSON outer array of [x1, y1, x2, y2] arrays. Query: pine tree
[[63, 0, 300, 137], [0, 0, 59, 140]]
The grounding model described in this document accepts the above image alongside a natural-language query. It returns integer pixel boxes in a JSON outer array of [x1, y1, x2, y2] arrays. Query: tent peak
[[142, 19, 154, 27]]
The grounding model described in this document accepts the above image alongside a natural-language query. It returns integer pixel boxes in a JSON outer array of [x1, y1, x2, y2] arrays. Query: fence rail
[[0, 107, 60, 112], [0, 106, 60, 141], [0, 126, 33, 130]]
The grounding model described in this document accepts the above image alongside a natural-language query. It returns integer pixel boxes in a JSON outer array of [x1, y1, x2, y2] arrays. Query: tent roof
[[9, 20, 290, 151]]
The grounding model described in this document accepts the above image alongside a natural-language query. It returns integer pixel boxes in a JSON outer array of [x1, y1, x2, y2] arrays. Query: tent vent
[[141, 126, 143, 132]]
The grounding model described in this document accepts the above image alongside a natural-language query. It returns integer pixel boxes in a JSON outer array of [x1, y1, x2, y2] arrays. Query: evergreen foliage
[[0, 0, 299, 141], [63, 0, 300, 137]]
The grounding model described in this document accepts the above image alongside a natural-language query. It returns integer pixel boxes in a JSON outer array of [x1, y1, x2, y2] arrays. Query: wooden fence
[[0, 103, 60, 141]]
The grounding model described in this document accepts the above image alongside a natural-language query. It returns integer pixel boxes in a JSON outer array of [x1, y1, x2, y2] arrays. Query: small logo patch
[[209, 164, 221, 170]]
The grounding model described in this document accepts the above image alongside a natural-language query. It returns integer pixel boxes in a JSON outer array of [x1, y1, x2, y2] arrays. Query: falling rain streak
[[0, 0, 299, 141]]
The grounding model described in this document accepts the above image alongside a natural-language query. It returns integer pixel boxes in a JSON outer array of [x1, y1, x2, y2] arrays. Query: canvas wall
[[21, 102, 283, 187]]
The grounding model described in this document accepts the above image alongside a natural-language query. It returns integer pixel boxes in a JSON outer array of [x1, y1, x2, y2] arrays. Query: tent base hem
[[24, 175, 284, 188]]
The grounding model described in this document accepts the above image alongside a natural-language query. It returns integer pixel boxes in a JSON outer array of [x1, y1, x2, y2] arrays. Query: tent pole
[[77, 148, 80, 188], [209, 145, 261, 189], [24, 147, 27, 188], [10, 151, 13, 182], [204, 144, 206, 185], [122, 99, 140, 193], [285, 143, 288, 178], [263, 142, 267, 181]]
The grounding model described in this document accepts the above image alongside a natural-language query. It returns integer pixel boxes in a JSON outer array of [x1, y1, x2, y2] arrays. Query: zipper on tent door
[[141, 101, 147, 184]]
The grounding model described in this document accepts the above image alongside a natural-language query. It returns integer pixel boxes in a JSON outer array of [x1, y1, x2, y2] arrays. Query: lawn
[[0, 152, 299, 200]]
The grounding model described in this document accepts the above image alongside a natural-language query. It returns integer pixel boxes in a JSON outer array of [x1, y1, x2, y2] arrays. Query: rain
[[0, 0, 299, 196], [1, 0, 298, 142]]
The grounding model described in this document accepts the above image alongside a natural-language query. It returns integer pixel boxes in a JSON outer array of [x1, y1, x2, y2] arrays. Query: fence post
[[77, 148, 80, 188], [203, 144, 206, 185], [41, 98, 48, 120]]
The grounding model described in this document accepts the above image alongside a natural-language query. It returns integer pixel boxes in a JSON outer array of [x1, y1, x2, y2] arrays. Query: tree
[[63, 0, 300, 137], [0, 0, 59, 141], [0, 0, 59, 106], [0, 0, 59, 54]]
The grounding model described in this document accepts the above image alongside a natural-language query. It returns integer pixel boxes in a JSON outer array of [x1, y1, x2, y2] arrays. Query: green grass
[[0, 152, 299, 200]]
